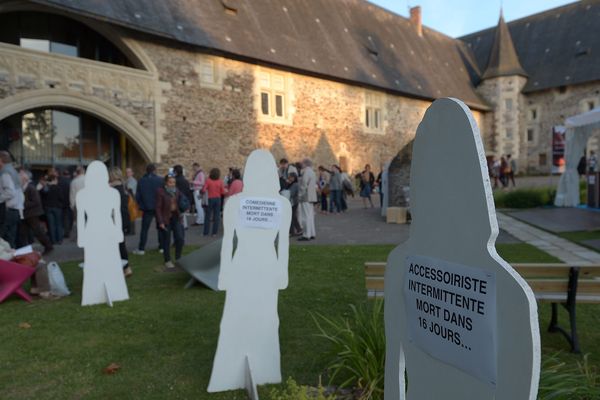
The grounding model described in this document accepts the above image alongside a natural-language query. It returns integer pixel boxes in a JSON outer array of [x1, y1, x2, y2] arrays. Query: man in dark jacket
[[133, 163, 164, 255], [18, 169, 53, 254], [58, 168, 73, 238]]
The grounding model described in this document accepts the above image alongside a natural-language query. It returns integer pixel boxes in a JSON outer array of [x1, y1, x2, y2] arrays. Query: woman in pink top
[[226, 169, 244, 198], [202, 168, 226, 236]]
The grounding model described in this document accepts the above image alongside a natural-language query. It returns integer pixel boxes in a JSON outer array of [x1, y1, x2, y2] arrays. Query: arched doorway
[[0, 107, 146, 176]]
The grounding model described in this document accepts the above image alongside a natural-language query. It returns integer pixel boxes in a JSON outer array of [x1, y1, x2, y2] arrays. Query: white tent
[[554, 107, 600, 207]]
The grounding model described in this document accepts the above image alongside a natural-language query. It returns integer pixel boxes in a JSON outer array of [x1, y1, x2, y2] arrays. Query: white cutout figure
[[208, 149, 292, 394], [77, 161, 129, 306], [385, 98, 540, 399]]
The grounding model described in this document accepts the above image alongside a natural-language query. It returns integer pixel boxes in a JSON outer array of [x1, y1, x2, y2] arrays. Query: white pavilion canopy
[[554, 107, 600, 207]]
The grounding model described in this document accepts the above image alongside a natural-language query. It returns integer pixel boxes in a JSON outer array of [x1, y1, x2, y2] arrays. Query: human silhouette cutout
[[76, 161, 129, 306], [208, 149, 292, 393], [384, 99, 539, 400]]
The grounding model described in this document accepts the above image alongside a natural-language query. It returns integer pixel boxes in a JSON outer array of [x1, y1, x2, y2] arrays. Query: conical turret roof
[[482, 13, 527, 80]]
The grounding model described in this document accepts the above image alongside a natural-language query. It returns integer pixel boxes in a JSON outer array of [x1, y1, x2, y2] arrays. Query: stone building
[[0, 0, 597, 176]]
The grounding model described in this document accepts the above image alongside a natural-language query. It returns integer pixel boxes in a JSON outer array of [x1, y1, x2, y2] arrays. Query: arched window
[[0, 108, 144, 173], [0, 11, 135, 67]]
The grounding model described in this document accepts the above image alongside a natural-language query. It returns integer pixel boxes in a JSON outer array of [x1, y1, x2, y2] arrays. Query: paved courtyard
[[33, 195, 527, 264]]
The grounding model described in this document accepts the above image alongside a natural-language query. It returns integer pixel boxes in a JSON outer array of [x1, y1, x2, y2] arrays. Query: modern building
[[0, 0, 598, 175]]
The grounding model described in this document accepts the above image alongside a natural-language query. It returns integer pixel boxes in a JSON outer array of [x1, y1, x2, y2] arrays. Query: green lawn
[[0, 244, 597, 399], [558, 230, 600, 252]]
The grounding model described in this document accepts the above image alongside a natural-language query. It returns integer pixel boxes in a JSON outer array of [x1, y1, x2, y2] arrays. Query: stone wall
[[523, 82, 600, 174], [477, 75, 528, 172], [139, 36, 489, 178]]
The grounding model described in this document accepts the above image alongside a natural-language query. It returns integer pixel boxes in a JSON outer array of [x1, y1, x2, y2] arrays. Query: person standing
[[202, 168, 226, 237], [328, 165, 343, 213], [589, 151, 597, 173], [156, 174, 185, 269], [191, 163, 206, 225], [40, 171, 64, 245], [125, 167, 138, 236], [500, 156, 508, 188], [0, 151, 24, 248], [287, 172, 302, 236], [173, 165, 192, 229], [226, 169, 244, 199], [58, 169, 73, 238], [18, 169, 53, 254], [298, 158, 317, 241], [125, 168, 138, 197], [109, 167, 132, 277], [133, 163, 164, 255], [507, 154, 517, 187], [278, 158, 298, 191], [317, 166, 330, 214], [359, 164, 375, 208]]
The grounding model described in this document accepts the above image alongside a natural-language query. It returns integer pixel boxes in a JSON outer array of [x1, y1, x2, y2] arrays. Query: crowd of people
[[488, 154, 517, 189], [278, 158, 381, 241], [0, 152, 384, 273]]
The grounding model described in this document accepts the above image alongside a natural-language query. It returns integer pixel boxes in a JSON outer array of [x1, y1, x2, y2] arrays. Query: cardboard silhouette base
[[178, 239, 221, 290], [384, 98, 540, 400]]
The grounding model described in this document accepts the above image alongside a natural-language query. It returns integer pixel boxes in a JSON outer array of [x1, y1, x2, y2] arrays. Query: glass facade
[[0, 11, 134, 67], [0, 108, 140, 173]]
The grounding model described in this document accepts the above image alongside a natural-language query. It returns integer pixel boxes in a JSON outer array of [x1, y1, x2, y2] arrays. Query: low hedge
[[494, 187, 557, 209]]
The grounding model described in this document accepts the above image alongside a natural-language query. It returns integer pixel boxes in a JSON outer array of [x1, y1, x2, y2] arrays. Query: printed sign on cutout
[[239, 197, 282, 229], [404, 255, 497, 385]]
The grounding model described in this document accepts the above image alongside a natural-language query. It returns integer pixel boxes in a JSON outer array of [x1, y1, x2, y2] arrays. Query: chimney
[[410, 6, 422, 37]]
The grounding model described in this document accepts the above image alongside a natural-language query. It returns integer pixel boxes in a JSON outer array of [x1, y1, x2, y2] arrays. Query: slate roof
[[481, 14, 527, 80], [461, 0, 600, 93], [28, 0, 489, 110]]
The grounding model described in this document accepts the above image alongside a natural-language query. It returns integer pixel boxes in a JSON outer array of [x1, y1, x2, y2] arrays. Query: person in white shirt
[[0, 151, 24, 248], [298, 158, 317, 241]]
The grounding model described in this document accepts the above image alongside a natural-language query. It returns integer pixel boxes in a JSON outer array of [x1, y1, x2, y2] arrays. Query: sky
[[369, 0, 577, 37]]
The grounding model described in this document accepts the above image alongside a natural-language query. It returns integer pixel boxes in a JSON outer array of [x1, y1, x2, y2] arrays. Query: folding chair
[[0, 259, 36, 303]]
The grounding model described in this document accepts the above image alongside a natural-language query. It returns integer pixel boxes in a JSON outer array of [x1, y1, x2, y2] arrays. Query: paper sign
[[404, 255, 497, 385], [14, 245, 33, 256], [239, 197, 282, 229], [588, 175, 596, 185]]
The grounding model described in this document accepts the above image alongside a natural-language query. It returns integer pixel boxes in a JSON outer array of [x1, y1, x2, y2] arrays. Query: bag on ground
[[47, 261, 70, 297]]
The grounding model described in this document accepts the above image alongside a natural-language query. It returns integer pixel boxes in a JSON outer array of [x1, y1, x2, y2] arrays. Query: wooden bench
[[364, 261, 600, 353]]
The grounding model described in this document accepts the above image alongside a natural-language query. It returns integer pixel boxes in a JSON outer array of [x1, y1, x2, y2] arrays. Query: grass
[[0, 244, 598, 399], [558, 230, 600, 252]]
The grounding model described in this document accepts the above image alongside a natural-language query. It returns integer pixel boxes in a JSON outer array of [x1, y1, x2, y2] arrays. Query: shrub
[[269, 377, 336, 400], [494, 187, 556, 209], [313, 300, 385, 400]]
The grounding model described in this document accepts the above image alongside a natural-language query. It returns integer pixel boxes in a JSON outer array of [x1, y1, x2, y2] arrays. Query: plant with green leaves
[[538, 352, 600, 400], [269, 377, 336, 400], [313, 299, 385, 400]]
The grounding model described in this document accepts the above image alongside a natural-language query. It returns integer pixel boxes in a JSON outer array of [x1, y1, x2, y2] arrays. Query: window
[[506, 128, 513, 139], [0, 11, 134, 67], [539, 153, 547, 166], [1, 108, 128, 169], [197, 56, 222, 88], [527, 128, 535, 142], [365, 91, 384, 132], [258, 70, 287, 120], [580, 98, 598, 113], [505, 98, 513, 111], [529, 108, 538, 121]]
